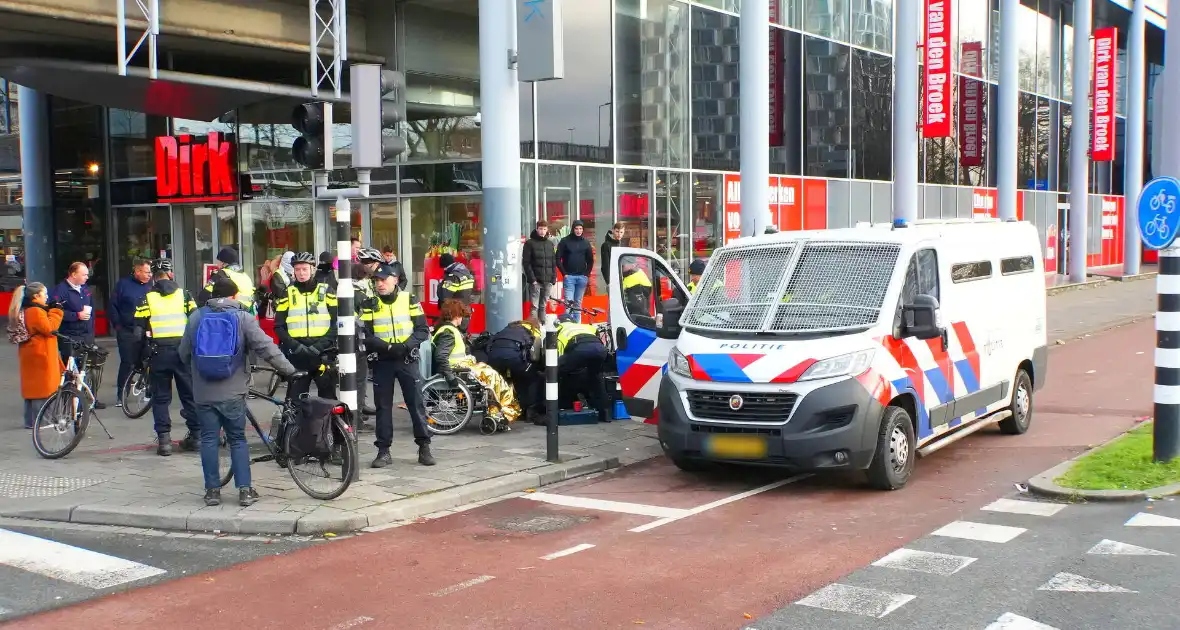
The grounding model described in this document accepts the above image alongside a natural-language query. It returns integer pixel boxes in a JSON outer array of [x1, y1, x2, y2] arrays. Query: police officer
[[620, 259, 654, 318], [274, 252, 338, 400], [354, 247, 384, 418], [687, 258, 706, 293], [133, 259, 199, 456], [555, 318, 610, 423], [486, 317, 544, 424], [361, 263, 435, 468], [436, 252, 476, 331], [198, 246, 256, 312]]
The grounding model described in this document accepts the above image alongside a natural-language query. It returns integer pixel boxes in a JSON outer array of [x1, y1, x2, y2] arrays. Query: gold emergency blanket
[[453, 357, 521, 422]]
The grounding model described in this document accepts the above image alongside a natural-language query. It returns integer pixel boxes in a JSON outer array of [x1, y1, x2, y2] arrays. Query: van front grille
[[685, 390, 797, 423]]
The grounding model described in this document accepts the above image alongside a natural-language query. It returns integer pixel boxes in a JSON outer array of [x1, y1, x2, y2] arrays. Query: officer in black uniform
[[486, 318, 544, 424], [555, 318, 610, 423]]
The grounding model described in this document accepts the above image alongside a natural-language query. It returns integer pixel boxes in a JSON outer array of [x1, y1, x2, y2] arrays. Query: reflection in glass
[[520, 162, 537, 236], [370, 202, 401, 259], [803, 37, 850, 178], [1059, 103, 1071, 192], [109, 110, 167, 179], [851, 49, 892, 181], [655, 172, 689, 279], [1017, 3, 1038, 92], [242, 201, 315, 285], [400, 162, 482, 194], [771, 27, 804, 176], [617, 169, 652, 250], [1063, 23, 1073, 95], [1035, 98, 1051, 188], [405, 116, 481, 161], [1035, 5, 1053, 97], [578, 166, 614, 294], [238, 122, 351, 172], [806, 0, 849, 41], [114, 206, 171, 278], [406, 196, 484, 301], [691, 174, 722, 262], [536, 0, 611, 163], [774, 0, 803, 30], [958, 0, 989, 77], [691, 7, 740, 171], [1017, 93, 1037, 188], [538, 164, 575, 230], [851, 0, 892, 53], [615, 0, 690, 168]]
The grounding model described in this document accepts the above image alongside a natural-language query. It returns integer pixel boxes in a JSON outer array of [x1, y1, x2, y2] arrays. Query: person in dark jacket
[[485, 318, 544, 423], [436, 253, 476, 306], [50, 262, 105, 408], [521, 220, 556, 321], [315, 251, 338, 290], [600, 222, 624, 284], [110, 259, 154, 407], [557, 220, 594, 319]]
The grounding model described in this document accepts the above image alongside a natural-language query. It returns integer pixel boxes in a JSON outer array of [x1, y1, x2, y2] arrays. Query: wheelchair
[[420, 332, 505, 436]]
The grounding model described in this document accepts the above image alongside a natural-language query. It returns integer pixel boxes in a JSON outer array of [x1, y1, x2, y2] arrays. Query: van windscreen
[[681, 241, 901, 334]]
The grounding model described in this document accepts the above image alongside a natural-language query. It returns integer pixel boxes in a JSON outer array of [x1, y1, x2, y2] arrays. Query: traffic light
[[350, 63, 408, 169], [291, 101, 333, 170]]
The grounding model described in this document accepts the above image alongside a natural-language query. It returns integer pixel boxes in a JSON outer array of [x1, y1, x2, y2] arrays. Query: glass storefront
[[405, 195, 484, 302], [242, 200, 315, 285]]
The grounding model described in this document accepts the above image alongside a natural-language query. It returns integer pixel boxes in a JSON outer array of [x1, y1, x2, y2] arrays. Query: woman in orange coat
[[11, 282, 65, 428]]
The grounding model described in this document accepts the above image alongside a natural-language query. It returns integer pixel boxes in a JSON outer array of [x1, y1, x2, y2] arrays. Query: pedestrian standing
[[133, 261, 199, 455], [110, 259, 154, 408], [361, 263, 436, 468], [557, 220, 594, 319], [50, 262, 105, 408], [179, 276, 299, 507], [13, 283, 64, 429], [381, 246, 398, 265], [521, 219, 557, 321], [600, 222, 624, 284]]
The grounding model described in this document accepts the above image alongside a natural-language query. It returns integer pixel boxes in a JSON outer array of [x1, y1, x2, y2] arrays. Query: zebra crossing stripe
[[0, 528, 166, 589]]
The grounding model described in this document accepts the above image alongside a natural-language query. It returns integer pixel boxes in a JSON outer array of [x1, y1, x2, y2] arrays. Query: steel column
[[1123, 0, 1147, 275], [997, 0, 1019, 221], [18, 86, 54, 284], [739, 0, 770, 234], [1068, 0, 1092, 283], [892, 0, 920, 222]]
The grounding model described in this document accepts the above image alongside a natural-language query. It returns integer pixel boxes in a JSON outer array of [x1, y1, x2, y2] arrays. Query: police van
[[607, 217, 1047, 490]]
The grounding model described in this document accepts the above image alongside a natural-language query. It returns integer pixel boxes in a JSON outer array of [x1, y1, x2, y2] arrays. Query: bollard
[[544, 314, 560, 463], [335, 197, 360, 482], [1156, 248, 1180, 462]]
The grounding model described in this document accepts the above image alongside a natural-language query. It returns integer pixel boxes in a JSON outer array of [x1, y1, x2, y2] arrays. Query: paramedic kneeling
[[555, 320, 610, 423]]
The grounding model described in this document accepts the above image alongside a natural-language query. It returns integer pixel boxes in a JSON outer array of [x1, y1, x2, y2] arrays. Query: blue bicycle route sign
[[1138, 176, 1180, 250]]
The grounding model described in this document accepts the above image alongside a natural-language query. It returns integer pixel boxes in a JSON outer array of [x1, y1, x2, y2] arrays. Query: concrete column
[[997, 0, 1019, 221], [1123, 0, 1146, 275], [18, 86, 54, 284], [1165, 0, 1180, 188], [479, 0, 522, 332], [739, 0, 770, 235], [891, 0, 919, 222], [1068, 0, 1092, 283]]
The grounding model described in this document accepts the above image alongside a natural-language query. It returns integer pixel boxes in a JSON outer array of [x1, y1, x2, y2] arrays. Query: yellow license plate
[[705, 435, 768, 459]]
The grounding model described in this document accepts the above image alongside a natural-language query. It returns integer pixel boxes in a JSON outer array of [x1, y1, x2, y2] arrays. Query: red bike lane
[[4, 320, 1152, 630]]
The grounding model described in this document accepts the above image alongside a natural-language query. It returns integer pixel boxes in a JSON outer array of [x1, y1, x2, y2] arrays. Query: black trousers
[[115, 328, 138, 401], [487, 350, 540, 412], [372, 358, 430, 449], [288, 370, 338, 401], [150, 345, 199, 435], [559, 343, 610, 422]]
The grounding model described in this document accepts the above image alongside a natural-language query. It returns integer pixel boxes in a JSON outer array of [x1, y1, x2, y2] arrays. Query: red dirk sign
[[923, 0, 953, 138], [155, 132, 239, 203], [1091, 27, 1118, 162]]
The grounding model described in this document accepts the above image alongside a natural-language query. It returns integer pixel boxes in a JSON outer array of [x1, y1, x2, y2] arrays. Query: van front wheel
[[866, 406, 916, 491], [999, 369, 1033, 435]]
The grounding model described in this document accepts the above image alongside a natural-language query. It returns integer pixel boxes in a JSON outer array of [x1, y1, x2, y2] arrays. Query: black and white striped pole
[[1156, 248, 1180, 462], [544, 313, 560, 463], [335, 195, 360, 480]]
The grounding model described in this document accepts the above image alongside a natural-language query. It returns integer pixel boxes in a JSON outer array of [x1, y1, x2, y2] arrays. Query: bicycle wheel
[[286, 414, 356, 500], [32, 390, 89, 459], [422, 376, 474, 435], [121, 370, 152, 419], [266, 369, 282, 397]]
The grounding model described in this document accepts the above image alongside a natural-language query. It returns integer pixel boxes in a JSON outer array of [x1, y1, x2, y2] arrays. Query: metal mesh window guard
[[681, 243, 799, 332]]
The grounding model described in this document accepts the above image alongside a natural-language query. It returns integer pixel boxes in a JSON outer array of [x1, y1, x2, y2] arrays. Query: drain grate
[[490, 511, 594, 534], [0, 473, 105, 499]]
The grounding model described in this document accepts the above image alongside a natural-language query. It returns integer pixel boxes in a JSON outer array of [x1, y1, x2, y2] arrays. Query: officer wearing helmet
[[274, 251, 339, 400], [197, 246, 256, 312], [353, 247, 384, 417]]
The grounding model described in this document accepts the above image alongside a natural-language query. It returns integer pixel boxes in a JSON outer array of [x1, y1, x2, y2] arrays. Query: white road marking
[[430, 576, 495, 597], [930, 521, 1027, 543], [0, 607, 9, 616], [795, 583, 915, 619], [325, 616, 375, 630], [1037, 572, 1137, 593], [1087, 539, 1173, 556], [871, 548, 977, 575], [540, 543, 596, 560], [981, 498, 1067, 517], [0, 528, 166, 589], [985, 612, 1060, 629], [1125, 512, 1180, 527], [523, 492, 690, 519], [629, 474, 812, 533]]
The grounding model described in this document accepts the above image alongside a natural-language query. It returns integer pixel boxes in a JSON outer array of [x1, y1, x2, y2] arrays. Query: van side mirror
[[657, 298, 683, 339], [901, 294, 942, 340]]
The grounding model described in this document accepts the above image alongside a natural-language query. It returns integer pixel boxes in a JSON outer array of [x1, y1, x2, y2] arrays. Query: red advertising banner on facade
[[923, 0, 953, 137], [958, 42, 985, 167], [721, 174, 827, 245], [1091, 27, 1118, 162], [722, 174, 742, 243]]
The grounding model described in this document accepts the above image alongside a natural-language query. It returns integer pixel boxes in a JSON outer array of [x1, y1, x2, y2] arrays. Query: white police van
[[608, 217, 1047, 490]]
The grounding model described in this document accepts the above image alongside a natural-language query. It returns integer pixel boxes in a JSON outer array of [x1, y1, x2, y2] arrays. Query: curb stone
[[1026, 429, 1180, 502]]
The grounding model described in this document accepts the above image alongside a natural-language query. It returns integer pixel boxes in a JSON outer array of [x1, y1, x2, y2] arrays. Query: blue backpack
[[193, 307, 242, 380]]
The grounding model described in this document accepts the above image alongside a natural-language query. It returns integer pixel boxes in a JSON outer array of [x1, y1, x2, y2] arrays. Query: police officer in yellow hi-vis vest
[[198, 246, 256, 312], [433, 298, 520, 432], [555, 316, 610, 424], [362, 262, 436, 468], [354, 247, 384, 417], [274, 251, 338, 401], [133, 259, 199, 456], [620, 258, 654, 319]]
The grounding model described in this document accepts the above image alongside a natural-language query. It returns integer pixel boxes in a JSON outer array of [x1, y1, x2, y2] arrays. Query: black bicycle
[[218, 350, 357, 500], [121, 345, 155, 419], [547, 297, 614, 354]]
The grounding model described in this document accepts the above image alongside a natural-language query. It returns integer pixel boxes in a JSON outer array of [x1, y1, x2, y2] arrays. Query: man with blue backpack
[[179, 276, 303, 507]]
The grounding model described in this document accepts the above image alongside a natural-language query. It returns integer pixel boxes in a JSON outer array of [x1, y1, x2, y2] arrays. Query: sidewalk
[[0, 278, 1160, 535]]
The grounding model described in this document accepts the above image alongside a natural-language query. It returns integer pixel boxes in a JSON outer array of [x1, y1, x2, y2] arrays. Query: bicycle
[[32, 334, 115, 459], [248, 362, 283, 398], [1149, 189, 1177, 214], [1145, 214, 1170, 241], [218, 349, 357, 500], [547, 297, 614, 354], [121, 345, 155, 419]]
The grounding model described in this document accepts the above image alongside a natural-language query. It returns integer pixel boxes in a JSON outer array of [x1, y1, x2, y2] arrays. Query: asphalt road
[[1, 318, 1155, 630]]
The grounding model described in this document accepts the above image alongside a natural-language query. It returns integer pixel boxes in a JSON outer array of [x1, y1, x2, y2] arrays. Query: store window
[[579, 165, 614, 293], [771, 27, 805, 176], [535, 0, 611, 163], [51, 97, 108, 308], [774, 0, 804, 30], [655, 171, 689, 279], [958, 0, 990, 77], [405, 115, 481, 161], [539, 164, 574, 230], [851, 48, 892, 181], [691, 7, 740, 172], [806, 0, 849, 42], [113, 206, 171, 280], [242, 201, 315, 285], [1059, 103, 1071, 192], [804, 37, 850, 178], [1018, 93, 1037, 189], [406, 196, 483, 304], [617, 169, 652, 250], [1034, 3, 1054, 98], [520, 162, 537, 236], [615, 0, 690, 168], [370, 201, 401, 258], [1017, 3, 1038, 93], [109, 109, 167, 179], [0, 179, 23, 291], [691, 174, 722, 262], [852, 0, 892, 53]]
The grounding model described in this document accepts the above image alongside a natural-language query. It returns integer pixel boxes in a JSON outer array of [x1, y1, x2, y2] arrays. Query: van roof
[[724, 217, 1035, 249]]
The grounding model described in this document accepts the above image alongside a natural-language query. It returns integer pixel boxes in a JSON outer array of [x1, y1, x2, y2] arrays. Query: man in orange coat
[[16, 282, 65, 429]]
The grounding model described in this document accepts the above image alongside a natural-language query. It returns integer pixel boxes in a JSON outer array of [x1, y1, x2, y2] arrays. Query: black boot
[[239, 487, 260, 507], [371, 449, 392, 468], [203, 488, 220, 506], [179, 431, 199, 452], [157, 432, 172, 456], [418, 443, 436, 466]]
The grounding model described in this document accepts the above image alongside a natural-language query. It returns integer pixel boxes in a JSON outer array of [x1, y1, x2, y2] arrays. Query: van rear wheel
[[999, 369, 1033, 435], [866, 406, 916, 491]]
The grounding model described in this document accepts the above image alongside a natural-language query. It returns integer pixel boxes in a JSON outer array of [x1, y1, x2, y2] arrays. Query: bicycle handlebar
[[546, 297, 605, 316], [53, 333, 109, 357]]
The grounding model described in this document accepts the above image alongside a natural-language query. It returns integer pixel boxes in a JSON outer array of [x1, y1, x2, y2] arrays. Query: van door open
[[608, 247, 690, 424]]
